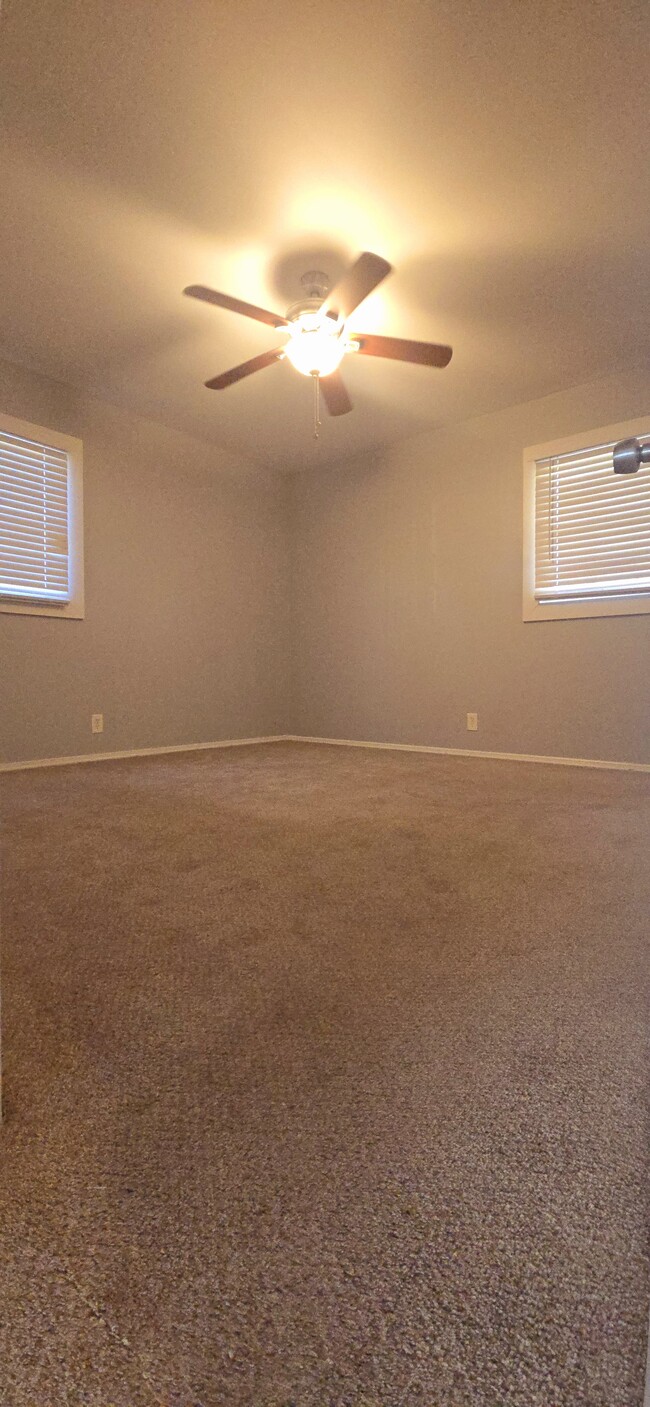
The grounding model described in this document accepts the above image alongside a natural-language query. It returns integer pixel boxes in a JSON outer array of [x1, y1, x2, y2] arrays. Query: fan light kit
[[184, 252, 453, 437], [283, 314, 350, 379]]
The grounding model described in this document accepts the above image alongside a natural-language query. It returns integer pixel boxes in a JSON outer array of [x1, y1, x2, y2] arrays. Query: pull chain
[[312, 372, 321, 440]]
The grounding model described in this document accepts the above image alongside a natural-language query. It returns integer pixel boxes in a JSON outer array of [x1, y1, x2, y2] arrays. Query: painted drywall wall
[[3, 355, 649, 768], [0, 358, 291, 764], [290, 367, 650, 765]]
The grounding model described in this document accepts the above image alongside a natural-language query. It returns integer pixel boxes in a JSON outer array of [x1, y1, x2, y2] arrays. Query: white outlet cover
[[91, 714, 104, 733]]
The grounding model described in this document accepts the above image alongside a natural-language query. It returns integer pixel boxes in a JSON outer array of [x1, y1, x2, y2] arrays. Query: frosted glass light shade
[[284, 314, 346, 378]]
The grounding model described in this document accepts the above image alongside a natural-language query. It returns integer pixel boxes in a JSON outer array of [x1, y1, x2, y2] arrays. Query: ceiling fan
[[183, 252, 452, 421]]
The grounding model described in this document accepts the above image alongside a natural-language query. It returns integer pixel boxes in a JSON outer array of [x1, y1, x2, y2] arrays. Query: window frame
[[0, 411, 84, 620], [523, 415, 650, 622]]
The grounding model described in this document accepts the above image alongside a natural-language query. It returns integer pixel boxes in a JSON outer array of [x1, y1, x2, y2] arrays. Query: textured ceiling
[[0, 0, 649, 472]]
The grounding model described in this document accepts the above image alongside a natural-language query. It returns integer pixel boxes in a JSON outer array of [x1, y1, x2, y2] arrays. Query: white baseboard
[[645, 1323, 650, 1407], [3, 733, 650, 775], [0, 736, 292, 773], [284, 735, 650, 774]]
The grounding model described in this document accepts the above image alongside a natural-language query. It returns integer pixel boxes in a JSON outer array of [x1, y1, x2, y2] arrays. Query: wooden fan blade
[[322, 253, 392, 322], [351, 333, 453, 368], [205, 349, 284, 389], [320, 370, 353, 416], [184, 285, 287, 328]]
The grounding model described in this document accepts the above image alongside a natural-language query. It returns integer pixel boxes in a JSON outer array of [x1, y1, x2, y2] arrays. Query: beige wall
[[2, 357, 649, 769], [291, 367, 650, 765], [0, 358, 291, 764]]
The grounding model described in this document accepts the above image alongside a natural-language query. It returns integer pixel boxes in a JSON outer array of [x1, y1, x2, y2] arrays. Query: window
[[0, 412, 83, 618], [523, 417, 650, 621]]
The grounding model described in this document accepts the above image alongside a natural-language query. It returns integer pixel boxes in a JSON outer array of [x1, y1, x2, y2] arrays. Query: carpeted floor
[[1, 741, 649, 1406]]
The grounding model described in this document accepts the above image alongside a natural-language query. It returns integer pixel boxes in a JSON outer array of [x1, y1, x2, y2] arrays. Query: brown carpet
[[1, 741, 649, 1406]]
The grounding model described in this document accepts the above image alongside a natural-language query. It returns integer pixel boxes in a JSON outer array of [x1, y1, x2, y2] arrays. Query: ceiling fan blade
[[320, 370, 353, 416], [322, 252, 392, 323], [205, 348, 284, 390], [184, 285, 287, 328], [351, 333, 453, 368]]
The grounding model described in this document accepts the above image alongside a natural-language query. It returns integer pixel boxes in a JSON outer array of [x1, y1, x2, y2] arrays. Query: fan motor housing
[[285, 270, 331, 324], [285, 295, 327, 325]]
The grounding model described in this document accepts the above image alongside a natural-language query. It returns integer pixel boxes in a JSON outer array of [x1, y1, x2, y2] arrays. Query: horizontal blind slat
[[536, 480, 650, 508], [0, 476, 67, 499], [0, 505, 67, 528], [534, 438, 650, 603], [0, 526, 68, 550], [537, 537, 650, 555], [0, 428, 70, 601]]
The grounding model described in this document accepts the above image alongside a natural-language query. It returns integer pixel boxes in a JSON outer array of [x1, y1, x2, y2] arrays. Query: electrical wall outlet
[[91, 713, 104, 734], [467, 712, 478, 731]]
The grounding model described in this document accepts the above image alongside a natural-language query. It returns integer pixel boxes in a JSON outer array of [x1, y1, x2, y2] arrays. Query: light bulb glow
[[283, 313, 346, 378]]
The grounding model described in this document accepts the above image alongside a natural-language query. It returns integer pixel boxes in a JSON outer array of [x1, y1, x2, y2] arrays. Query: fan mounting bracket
[[284, 270, 332, 326], [300, 270, 330, 300]]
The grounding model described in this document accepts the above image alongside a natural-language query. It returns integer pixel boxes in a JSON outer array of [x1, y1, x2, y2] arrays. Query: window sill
[[0, 598, 85, 619], [523, 594, 650, 622]]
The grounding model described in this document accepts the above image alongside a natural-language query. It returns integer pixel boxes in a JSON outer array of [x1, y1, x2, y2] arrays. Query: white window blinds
[[534, 439, 650, 602], [0, 429, 70, 603]]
